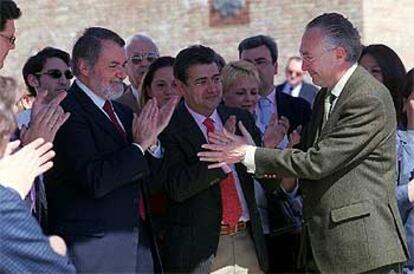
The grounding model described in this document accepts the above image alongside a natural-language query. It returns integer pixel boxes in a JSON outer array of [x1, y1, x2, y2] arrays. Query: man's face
[[300, 27, 338, 88], [87, 40, 127, 100], [125, 39, 158, 89], [32, 57, 72, 102], [177, 63, 222, 117], [0, 20, 16, 69], [285, 59, 304, 87], [240, 45, 277, 96]]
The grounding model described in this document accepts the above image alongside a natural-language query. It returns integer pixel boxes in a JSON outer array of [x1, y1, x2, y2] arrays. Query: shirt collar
[[263, 86, 276, 104], [130, 85, 140, 100], [330, 63, 358, 98], [76, 79, 106, 109], [184, 103, 221, 129]]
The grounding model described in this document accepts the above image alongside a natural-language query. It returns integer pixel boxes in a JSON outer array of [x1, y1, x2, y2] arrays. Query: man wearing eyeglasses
[[277, 56, 318, 107], [238, 35, 311, 273], [0, 1, 75, 273], [117, 33, 159, 113], [14, 47, 72, 231]]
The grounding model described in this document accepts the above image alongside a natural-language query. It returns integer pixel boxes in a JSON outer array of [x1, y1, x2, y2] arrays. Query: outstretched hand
[[0, 138, 55, 199], [198, 121, 253, 169]]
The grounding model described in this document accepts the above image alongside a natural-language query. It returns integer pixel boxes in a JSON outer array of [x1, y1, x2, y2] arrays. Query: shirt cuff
[[242, 145, 257, 174], [147, 140, 164, 158], [132, 143, 145, 155]]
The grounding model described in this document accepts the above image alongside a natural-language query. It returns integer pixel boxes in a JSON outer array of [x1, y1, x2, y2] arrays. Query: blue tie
[[258, 96, 272, 127]]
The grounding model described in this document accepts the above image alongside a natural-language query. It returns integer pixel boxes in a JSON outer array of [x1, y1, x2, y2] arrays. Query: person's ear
[[273, 61, 278, 75], [27, 74, 40, 88], [175, 79, 186, 97], [335, 47, 347, 61], [78, 59, 90, 77]]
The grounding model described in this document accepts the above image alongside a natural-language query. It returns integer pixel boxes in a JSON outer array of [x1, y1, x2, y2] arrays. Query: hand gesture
[[21, 91, 70, 145], [198, 121, 252, 169], [224, 115, 237, 134], [132, 99, 159, 151], [287, 125, 302, 148], [263, 115, 290, 148], [157, 96, 179, 135], [0, 138, 55, 199]]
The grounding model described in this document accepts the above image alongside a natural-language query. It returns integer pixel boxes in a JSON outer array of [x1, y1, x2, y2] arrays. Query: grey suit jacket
[[116, 85, 140, 114], [253, 66, 408, 273]]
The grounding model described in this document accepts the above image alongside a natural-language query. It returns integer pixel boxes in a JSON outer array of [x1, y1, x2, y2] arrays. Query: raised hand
[[132, 99, 159, 151], [224, 115, 236, 134], [288, 125, 302, 148], [21, 91, 70, 145], [0, 138, 55, 199], [263, 115, 290, 148], [198, 121, 252, 169], [157, 96, 179, 135]]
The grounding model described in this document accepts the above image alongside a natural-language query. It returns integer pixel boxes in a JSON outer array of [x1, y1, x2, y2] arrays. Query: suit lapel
[[320, 66, 362, 135], [72, 82, 129, 145]]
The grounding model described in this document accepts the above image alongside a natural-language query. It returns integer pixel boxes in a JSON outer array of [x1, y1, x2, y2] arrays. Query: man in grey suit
[[199, 13, 408, 273], [277, 56, 319, 107]]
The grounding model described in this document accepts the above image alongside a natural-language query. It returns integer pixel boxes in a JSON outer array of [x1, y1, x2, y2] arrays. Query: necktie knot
[[258, 96, 272, 127], [323, 90, 336, 126], [203, 117, 215, 134]]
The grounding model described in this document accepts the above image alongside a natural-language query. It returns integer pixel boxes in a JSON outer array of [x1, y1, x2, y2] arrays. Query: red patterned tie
[[103, 100, 127, 143], [203, 117, 242, 226], [103, 100, 145, 220]]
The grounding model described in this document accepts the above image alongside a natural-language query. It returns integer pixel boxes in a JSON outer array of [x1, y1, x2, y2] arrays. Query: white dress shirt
[[185, 103, 250, 222]]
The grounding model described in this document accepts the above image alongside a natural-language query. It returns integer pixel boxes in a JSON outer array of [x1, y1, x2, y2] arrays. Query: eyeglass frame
[[128, 52, 159, 65], [35, 69, 73, 80], [0, 33, 16, 45], [300, 47, 337, 65]]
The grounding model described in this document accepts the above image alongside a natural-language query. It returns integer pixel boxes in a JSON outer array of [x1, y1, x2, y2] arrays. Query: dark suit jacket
[[254, 66, 408, 273], [0, 185, 76, 273], [276, 81, 319, 107], [45, 82, 161, 273], [159, 102, 268, 273], [275, 88, 312, 134]]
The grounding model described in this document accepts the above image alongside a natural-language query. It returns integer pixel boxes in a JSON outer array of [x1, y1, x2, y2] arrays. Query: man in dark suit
[[277, 56, 319, 107], [160, 45, 267, 273], [45, 27, 174, 273], [238, 35, 311, 272], [200, 13, 408, 273]]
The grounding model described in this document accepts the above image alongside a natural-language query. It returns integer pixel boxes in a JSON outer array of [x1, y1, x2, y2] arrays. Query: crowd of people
[[1, 0, 414, 273]]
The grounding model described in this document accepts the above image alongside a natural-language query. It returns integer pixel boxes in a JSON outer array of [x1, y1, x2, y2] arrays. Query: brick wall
[[2, 0, 411, 92]]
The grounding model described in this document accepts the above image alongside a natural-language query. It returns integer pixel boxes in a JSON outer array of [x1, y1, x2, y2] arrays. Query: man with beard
[[45, 27, 176, 273], [117, 33, 159, 113]]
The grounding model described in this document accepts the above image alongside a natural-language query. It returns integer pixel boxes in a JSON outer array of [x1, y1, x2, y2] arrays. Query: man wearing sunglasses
[[0, 1, 75, 273], [277, 56, 318, 106], [117, 33, 159, 113]]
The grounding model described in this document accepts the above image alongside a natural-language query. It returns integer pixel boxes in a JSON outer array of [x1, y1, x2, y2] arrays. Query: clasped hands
[[132, 96, 179, 151], [198, 115, 302, 169]]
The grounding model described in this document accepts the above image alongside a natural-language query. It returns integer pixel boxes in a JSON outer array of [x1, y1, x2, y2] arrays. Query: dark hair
[[214, 52, 226, 72], [238, 35, 278, 63], [71, 27, 125, 77], [360, 44, 406, 124], [306, 13, 362, 63], [0, 0, 21, 31], [0, 76, 16, 144], [139, 56, 175, 107], [22, 47, 70, 96], [174, 45, 217, 84]]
